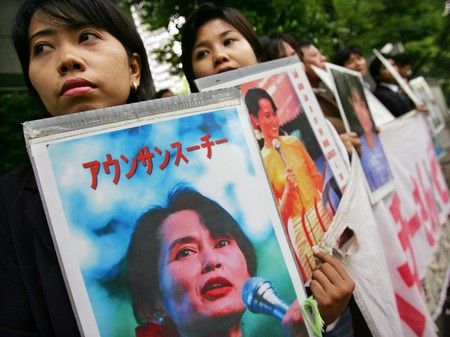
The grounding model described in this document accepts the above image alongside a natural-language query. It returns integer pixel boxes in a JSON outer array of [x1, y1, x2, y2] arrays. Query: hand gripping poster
[[196, 56, 349, 283], [23, 89, 312, 337]]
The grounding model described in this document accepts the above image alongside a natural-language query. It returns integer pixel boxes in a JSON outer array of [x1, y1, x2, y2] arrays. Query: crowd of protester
[[0, 1, 443, 337]]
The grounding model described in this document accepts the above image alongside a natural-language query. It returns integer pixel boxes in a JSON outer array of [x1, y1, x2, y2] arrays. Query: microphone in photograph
[[242, 277, 289, 320], [272, 139, 289, 167]]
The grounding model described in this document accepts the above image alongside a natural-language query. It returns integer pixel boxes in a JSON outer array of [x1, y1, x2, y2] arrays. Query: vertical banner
[[380, 112, 450, 276], [320, 150, 404, 337], [378, 112, 450, 336]]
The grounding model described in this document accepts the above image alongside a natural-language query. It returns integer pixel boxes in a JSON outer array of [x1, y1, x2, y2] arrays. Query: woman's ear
[[249, 114, 259, 129], [130, 53, 142, 88]]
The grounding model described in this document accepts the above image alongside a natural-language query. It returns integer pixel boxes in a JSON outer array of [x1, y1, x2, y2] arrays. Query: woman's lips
[[201, 277, 233, 300], [60, 78, 96, 97]]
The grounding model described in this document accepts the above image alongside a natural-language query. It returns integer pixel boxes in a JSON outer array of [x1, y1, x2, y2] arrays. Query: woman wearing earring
[[0, 0, 153, 335]]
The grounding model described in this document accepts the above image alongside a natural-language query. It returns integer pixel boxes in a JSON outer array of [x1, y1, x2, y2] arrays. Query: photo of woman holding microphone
[[245, 88, 332, 282]]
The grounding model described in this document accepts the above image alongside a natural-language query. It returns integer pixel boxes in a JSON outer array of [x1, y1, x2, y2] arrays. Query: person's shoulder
[[374, 86, 399, 102], [375, 85, 395, 96]]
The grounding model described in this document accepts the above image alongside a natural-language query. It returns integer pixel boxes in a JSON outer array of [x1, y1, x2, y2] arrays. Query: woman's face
[[158, 209, 250, 332], [344, 53, 367, 77], [28, 11, 141, 116], [378, 59, 397, 84], [280, 41, 296, 58], [253, 98, 280, 144], [192, 18, 258, 79]]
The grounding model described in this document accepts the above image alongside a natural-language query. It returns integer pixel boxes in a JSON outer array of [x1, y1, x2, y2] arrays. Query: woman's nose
[[57, 45, 86, 75], [213, 48, 230, 66], [201, 248, 222, 273]]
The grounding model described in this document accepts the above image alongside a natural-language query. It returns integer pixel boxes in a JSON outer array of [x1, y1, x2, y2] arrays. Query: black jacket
[[373, 84, 414, 117], [0, 166, 80, 337]]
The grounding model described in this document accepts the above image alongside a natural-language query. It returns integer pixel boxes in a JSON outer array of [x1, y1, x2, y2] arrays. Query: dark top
[[0, 165, 80, 337], [373, 84, 414, 117]]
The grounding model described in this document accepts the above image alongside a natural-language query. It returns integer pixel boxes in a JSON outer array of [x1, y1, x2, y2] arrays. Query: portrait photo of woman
[[328, 65, 394, 200], [127, 186, 305, 337], [244, 87, 334, 282]]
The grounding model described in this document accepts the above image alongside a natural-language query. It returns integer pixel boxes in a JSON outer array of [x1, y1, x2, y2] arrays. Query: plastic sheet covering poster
[[196, 56, 349, 283], [23, 89, 311, 337], [326, 63, 394, 204]]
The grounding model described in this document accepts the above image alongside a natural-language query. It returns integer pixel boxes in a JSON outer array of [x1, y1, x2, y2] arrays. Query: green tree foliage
[[122, 0, 449, 100]]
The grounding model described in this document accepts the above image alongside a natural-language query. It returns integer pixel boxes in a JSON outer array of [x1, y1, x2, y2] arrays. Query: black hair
[[244, 87, 278, 117], [127, 186, 257, 323], [369, 53, 392, 82], [297, 40, 315, 60], [12, 0, 154, 114], [181, 2, 263, 92], [259, 33, 298, 61], [153, 89, 174, 99], [392, 52, 411, 67], [333, 45, 363, 67]]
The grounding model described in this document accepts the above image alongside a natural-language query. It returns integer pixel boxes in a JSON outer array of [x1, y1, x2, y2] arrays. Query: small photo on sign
[[327, 63, 394, 203]]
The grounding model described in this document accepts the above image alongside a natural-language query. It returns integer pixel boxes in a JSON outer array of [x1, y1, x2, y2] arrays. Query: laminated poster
[[24, 88, 312, 337]]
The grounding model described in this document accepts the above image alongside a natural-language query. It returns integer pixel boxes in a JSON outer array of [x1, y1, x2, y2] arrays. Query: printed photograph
[[195, 59, 350, 283], [327, 64, 394, 202]]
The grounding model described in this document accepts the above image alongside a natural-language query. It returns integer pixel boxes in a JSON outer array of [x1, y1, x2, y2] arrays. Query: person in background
[[0, 0, 153, 335], [180, 3, 359, 336], [392, 52, 412, 81], [369, 54, 415, 117], [333, 46, 371, 90], [296, 41, 346, 134], [259, 33, 298, 61]]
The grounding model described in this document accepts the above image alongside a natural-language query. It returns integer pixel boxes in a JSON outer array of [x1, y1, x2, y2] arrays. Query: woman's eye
[[33, 43, 52, 56], [223, 38, 235, 46], [79, 32, 99, 43], [195, 50, 209, 60], [215, 238, 231, 248], [175, 247, 196, 260]]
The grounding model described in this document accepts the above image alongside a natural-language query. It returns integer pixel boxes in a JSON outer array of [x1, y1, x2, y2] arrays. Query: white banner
[[323, 112, 449, 337], [322, 152, 404, 337], [380, 112, 450, 277]]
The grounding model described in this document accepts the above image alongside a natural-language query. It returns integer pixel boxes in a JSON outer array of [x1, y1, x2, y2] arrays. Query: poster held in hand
[[23, 88, 312, 337], [196, 56, 349, 283]]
